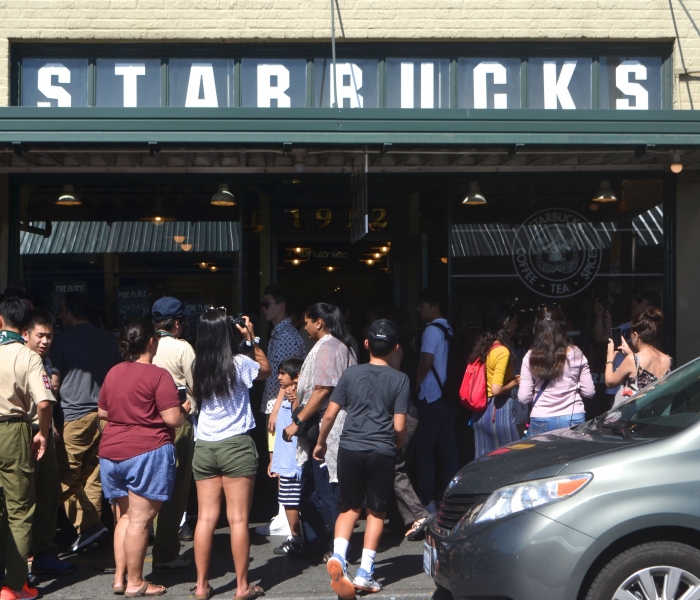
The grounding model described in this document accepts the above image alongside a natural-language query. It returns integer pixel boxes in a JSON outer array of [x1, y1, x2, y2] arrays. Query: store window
[[457, 58, 521, 109], [314, 59, 379, 108], [95, 58, 161, 107], [241, 59, 307, 107], [169, 59, 235, 107], [21, 58, 88, 107], [17, 182, 241, 338], [528, 58, 593, 109], [450, 177, 665, 415], [599, 57, 663, 110], [386, 59, 450, 109]]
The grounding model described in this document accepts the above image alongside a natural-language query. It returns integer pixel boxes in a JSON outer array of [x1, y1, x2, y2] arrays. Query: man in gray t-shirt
[[314, 320, 408, 597], [52, 292, 121, 551]]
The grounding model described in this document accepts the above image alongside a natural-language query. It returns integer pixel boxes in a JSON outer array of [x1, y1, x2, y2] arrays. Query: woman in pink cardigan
[[518, 305, 595, 437]]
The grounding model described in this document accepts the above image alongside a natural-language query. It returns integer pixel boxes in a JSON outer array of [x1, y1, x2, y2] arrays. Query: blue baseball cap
[[152, 297, 191, 320]]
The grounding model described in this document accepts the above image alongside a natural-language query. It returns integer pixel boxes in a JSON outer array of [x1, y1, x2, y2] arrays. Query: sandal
[[233, 584, 265, 600], [124, 581, 167, 597], [113, 576, 127, 595], [190, 584, 213, 600]]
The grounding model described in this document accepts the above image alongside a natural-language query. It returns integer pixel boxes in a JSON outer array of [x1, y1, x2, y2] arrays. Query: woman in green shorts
[[190, 309, 270, 600]]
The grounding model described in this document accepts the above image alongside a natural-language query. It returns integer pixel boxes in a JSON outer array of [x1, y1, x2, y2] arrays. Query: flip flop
[[233, 584, 265, 600], [405, 517, 428, 541], [113, 576, 127, 595], [190, 584, 213, 600], [124, 581, 167, 597]]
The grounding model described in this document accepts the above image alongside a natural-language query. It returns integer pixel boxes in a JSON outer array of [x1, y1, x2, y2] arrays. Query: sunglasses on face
[[261, 301, 277, 309], [207, 306, 227, 313]]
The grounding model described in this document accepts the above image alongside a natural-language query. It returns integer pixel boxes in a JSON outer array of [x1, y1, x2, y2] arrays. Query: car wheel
[[586, 541, 700, 600]]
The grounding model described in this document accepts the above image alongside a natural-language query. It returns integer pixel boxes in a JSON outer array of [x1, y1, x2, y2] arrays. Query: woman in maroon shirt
[[98, 320, 188, 598]]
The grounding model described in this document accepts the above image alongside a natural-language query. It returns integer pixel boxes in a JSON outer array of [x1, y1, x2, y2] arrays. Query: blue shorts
[[100, 444, 176, 502]]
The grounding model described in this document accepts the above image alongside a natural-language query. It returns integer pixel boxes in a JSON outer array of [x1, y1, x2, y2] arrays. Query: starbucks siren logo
[[512, 208, 602, 299]]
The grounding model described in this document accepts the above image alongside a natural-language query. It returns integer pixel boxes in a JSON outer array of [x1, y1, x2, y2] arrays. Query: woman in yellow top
[[470, 305, 520, 458]]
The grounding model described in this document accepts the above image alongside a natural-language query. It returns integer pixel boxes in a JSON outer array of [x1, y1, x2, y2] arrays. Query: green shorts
[[192, 433, 259, 480]]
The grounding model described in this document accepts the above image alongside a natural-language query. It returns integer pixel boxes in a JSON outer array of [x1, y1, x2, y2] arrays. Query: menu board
[[116, 286, 152, 328], [53, 281, 87, 316], [183, 300, 214, 343]]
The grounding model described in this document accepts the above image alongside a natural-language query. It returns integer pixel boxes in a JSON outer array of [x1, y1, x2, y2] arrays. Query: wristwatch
[[245, 336, 261, 346], [293, 413, 304, 426]]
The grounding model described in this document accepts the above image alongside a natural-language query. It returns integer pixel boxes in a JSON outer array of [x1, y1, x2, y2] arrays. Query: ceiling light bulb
[[327, 266, 334, 272], [373, 253, 382, 259], [56, 184, 82, 206], [366, 259, 375, 266], [671, 153, 683, 174], [199, 262, 208, 269], [292, 259, 301, 266], [380, 246, 389, 253], [294, 247, 302, 254], [209, 265, 218, 272], [592, 180, 618, 203], [462, 181, 487, 205], [173, 235, 185, 243], [211, 184, 236, 207], [181, 243, 193, 252]]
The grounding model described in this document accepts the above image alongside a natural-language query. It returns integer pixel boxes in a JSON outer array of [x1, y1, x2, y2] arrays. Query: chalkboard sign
[[116, 286, 152, 328], [53, 281, 87, 317]]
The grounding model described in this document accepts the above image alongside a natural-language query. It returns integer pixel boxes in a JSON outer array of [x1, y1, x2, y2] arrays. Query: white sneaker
[[255, 507, 291, 537]]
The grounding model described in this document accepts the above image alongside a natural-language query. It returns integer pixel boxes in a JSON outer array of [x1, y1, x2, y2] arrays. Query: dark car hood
[[448, 428, 648, 495]]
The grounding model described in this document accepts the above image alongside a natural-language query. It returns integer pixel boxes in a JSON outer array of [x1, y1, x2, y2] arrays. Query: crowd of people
[[0, 282, 672, 600]]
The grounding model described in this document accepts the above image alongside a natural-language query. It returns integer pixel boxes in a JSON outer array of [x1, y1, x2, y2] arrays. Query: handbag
[[292, 406, 320, 440], [613, 354, 640, 408]]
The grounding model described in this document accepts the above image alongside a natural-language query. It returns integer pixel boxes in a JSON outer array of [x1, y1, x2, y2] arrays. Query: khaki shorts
[[192, 433, 259, 481]]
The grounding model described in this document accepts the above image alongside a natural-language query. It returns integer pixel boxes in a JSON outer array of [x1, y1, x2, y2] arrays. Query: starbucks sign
[[512, 209, 602, 299]]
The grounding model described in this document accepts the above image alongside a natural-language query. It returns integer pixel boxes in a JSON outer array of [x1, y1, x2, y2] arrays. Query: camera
[[230, 313, 246, 328]]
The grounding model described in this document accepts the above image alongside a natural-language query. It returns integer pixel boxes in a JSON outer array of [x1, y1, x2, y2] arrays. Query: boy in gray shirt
[[313, 320, 409, 599]]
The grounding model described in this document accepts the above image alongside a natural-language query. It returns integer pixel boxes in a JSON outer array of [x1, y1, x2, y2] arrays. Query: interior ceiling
[[1, 146, 697, 173]]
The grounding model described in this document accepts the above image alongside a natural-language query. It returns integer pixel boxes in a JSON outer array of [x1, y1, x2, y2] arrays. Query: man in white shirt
[[415, 289, 459, 512]]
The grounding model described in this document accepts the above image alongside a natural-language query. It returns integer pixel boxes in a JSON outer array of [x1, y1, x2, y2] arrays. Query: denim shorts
[[528, 413, 586, 438], [100, 444, 176, 502]]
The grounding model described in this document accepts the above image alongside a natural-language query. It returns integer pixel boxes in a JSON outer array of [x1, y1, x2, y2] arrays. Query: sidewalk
[[33, 521, 436, 599]]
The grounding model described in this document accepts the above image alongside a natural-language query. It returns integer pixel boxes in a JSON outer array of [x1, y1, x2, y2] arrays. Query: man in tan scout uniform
[[0, 297, 54, 600], [150, 297, 195, 573]]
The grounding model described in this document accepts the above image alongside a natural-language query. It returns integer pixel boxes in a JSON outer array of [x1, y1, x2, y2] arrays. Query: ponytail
[[305, 302, 355, 357]]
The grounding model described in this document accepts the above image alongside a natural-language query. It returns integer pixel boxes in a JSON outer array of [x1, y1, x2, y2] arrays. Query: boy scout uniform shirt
[[152, 334, 196, 414], [0, 341, 56, 422]]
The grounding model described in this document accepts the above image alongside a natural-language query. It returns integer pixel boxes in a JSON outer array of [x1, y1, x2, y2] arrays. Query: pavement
[[33, 521, 438, 600]]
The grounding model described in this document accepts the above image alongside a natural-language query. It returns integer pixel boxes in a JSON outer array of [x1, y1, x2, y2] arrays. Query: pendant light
[[670, 153, 683, 174], [56, 185, 82, 207], [141, 186, 175, 224], [211, 184, 236, 207], [592, 180, 618, 203], [462, 182, 487, 205]]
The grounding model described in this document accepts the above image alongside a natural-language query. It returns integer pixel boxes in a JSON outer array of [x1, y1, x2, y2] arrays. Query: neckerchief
[[0, 330, 25, 346], [158, 331, 175, 339]]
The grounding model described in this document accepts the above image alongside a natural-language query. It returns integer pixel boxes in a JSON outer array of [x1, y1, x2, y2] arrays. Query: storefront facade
[[2, 1, 700, 405]]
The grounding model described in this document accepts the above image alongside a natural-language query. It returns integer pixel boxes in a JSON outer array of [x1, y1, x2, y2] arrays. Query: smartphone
[[611, 327, 623, 348], [177, 386, 188, 403]]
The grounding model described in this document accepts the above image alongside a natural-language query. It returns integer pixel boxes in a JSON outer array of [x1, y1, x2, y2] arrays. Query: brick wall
[[1, 0, 700, 107]]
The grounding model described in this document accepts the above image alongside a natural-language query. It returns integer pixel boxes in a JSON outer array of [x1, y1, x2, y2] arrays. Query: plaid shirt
[[262, 318, 306, 414]]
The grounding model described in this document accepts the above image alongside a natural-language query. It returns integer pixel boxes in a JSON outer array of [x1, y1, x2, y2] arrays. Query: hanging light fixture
[[199, 262, 208, 269], [592, 180, 618, 203], [209, 265, 218, 272], [462, 182, 487, 205], [56, 185, 82, 207], [173, 235, 185, 244], [671, 152, 683, 174], [181, 243, 193, 252], [292, 259, 301, 266], [141, 186, 175, 224], [210, 184, 236, 207], [366, 259, 375, 266]]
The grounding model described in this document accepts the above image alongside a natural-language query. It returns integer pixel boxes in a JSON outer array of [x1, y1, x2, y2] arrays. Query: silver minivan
[[425, 356, 700, 600]]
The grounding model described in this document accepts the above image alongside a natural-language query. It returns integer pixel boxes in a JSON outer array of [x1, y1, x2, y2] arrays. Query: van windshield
[[593, 358, 700, 438]]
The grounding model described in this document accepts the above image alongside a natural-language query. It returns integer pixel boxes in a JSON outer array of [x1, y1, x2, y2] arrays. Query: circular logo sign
[[512, 208, 602, 299]]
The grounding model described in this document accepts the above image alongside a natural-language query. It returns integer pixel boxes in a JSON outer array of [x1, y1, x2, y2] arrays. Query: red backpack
[[459, 343, 502, 412]]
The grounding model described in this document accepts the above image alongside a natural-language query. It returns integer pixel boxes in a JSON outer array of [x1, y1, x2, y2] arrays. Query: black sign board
[[116, 286, 151, 328], [53, 281, 87, 317]]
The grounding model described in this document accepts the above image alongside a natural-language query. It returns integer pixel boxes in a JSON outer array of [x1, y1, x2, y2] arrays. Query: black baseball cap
[[367, 319, 400, 354], [152, 297, 191, 321]]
